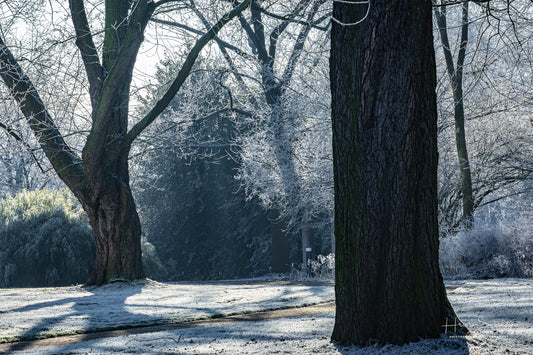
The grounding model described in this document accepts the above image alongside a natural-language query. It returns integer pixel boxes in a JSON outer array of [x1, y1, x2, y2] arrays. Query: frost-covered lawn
[[0, 278, 532, 354], [0, 279, 334, 343]]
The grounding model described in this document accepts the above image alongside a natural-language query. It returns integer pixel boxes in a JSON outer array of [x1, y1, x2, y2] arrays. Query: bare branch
[[154, 0, 186, 7], [253, 1, 330, 31], [150, 18, 254, 60], [0, 36, 85, 188], [69, 0, 105, 109], [0, 121, 46, 173], [281, 0, 326, 92], [237, 6, 268, 59], [269, 0, 310, 60], [434, 0, 456, 77], [127, 0, 253, 144], [187, 0, 260, 109]]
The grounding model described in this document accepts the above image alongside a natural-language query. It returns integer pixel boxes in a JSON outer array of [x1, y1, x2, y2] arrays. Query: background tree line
[[0, 0, 530, 282]]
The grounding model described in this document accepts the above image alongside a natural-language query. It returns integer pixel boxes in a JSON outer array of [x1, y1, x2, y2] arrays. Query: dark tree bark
[[79, 142, 144, 284], [330, 0, 466, 345], [0, 0, 252, 285]]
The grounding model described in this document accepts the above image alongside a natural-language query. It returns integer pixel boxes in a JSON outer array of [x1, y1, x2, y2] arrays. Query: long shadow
[[14, 309, 471, 354], [1, 280, 336, 353], [2, 281, 158, 352]]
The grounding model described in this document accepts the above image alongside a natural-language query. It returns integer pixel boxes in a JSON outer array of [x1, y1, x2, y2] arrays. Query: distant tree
[[434, 0, 474, 226], [235, 0, 330, 271], [157, 0, 333, 271], [434, 0, 533, 232], [330, 0, 465, 345], [0, 0, 252, 285], [132, 60, 271, 280]]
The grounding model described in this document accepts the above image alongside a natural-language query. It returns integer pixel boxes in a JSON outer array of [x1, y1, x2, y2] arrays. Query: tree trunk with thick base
[[77, 154, 144, 285], [85, 197, 144, 285], [330, 0, 466, 345]]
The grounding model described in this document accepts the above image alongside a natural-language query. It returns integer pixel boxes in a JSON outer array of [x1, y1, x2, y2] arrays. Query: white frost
[[1, 278, 532, 354]]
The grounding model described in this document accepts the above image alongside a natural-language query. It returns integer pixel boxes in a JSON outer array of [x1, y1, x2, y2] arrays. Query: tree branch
[[69, 0, 105, 109], [154, 0, 184, 7], [280, 0, 326, 93], [127, 0, 253, 144], [187, 0, 260, 109], [455, 1, 469, 89], [150, 18, 254, 60], [268, 0, 310, 61], [0, 121, 46, 173], [434, 0, 456, 78], [0, 37, 85, 188], [237, 7, 268, 59], [253, 0, 329, 31]]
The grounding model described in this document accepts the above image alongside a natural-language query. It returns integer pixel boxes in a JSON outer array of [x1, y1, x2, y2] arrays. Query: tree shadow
[[5, 311, 335, 353], [17, 311, 472, 354], [1, 280, 336, 353], [2, 281, 159, 352]]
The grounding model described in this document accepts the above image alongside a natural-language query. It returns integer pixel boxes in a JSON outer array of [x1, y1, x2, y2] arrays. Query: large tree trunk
[[81, 78, 145, 284], [330, 0, 465, 345], [69, 0, 145, 285], [80, 162, 144, 285]]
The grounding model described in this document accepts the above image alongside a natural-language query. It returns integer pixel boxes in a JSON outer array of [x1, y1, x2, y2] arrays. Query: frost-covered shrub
[[0, 189, 169, 287], [440, 217, 533, 279], [291, 253, 334, 281], [0, 189, 94, 287], [309, 253, 335, 280]]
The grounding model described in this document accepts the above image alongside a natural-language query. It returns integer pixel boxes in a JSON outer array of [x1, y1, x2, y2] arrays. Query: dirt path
[[0, 301, 335, 353]]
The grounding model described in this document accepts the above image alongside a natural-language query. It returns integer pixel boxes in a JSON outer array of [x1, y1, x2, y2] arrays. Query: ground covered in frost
[[0, 278, 532, 354]]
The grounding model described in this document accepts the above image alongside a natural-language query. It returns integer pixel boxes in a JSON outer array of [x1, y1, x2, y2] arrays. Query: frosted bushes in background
[[0, 189, 95, 287], [0, 189, 168, 287], [290, 253, 335, 281], [440, 216, 533, 279]]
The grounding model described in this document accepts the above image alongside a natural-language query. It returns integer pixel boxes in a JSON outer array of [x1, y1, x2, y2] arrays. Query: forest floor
[[0, 278, 531, 354]]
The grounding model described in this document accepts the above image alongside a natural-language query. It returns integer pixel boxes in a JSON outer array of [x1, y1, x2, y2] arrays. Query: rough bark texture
[[76, 141, 144, 285], [330, 0, 465, 345]]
